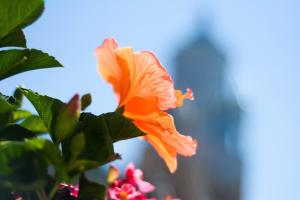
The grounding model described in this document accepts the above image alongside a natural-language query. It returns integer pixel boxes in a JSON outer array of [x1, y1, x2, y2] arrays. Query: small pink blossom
[[106, 162, 156, 200], [57, 183, 79, 199], [125, 163, 155, 193], [12, 193, 23, 200], [108, 183, 146, 200]]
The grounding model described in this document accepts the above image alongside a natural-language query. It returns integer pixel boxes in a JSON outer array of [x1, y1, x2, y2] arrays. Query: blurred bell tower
[[141, 28, 242, 200]]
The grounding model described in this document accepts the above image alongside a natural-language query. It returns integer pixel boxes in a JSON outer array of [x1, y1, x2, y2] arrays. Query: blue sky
[[1, 0, 299, 199]]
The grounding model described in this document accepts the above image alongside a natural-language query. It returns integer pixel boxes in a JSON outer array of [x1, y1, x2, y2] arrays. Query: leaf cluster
[[0, 0, 145, 199]]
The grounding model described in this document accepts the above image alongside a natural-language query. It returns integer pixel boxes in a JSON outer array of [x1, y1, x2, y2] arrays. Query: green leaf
[[0, 124, 35, 141], [100, 112, 146, 142], [54, 94, 80, 142], [0, 140, 48, 191], [19, 88, 65, 142], [78, 174, 105, 200], [0, 0, 44, 38], [0, 30, 26, 48], [63, 113, 115, 173], [19, 115, 47, 134], [20, 88, 80, 143], [78, 113, 114, 163], [81, 93, 92, 111], [0, 49, 63, 81], [26, 138, 68, 181], [13, 88, 24, 108], [0, 92, 16, 105], [0, 94, 14, 113], [0, 95, 14, 131], [12, 110, 32, 122], [0, 138, 67, 192], [68, 132, 85, 163], [63, 112, 143, 173]]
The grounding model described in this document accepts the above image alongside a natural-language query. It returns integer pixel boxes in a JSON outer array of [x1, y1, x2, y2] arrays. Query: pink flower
[[12, 193, 23, 200], [125, 163, 155, 193], [57, 183, 79, 199], [108, 183, 147, 200], [107, 163, 156, 200]]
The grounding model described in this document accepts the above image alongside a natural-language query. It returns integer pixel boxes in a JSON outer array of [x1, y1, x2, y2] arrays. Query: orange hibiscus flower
[[96, 38, 197, 173]]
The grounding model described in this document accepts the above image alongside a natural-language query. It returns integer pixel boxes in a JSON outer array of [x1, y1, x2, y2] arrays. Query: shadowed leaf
[[0, 140, 48, 191], [0, 94, 14, 131], [100, 112, 146, 142], [63, 113, 115, 174], [0, 30, 26, 48], [0, 49, 62, 81], [19, 88, 65, 143], [26, 138, 68, 182], [20, 88, 80, 143], [0, 0, 44, 38], [0, 124, 36, 141], [78, 174, 105, 200], [13, 88, 24, 108]]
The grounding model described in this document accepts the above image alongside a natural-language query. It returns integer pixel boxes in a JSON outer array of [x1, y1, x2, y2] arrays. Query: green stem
[[35, 190, 44, 200], [35, 189, 48, 200], [48, 182, 59, 200], [41, 189, 48, 200]]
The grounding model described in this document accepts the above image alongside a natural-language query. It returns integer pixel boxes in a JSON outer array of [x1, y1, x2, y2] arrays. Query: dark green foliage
[[0, 30, 26, 48], [0, 0, 149, 197], [0, 138, 68, 192], [20, 88, 145, 174], [26, 138, 68, 182], [20, 88, 66, 143], [0, 0, 44, 38], [0, 124, 36, 141], [0, 0, 63, 81], [0, 140, 48, 191], [0, 49, 63, 80], [13, 88, 24, 108], [64, 113, 115, 174], [100, 111, 146, 142], [20, 88, 82, 143], [78, 174, 105, 200], [0, 94, 14, 131], [64, 111, 145, 175]]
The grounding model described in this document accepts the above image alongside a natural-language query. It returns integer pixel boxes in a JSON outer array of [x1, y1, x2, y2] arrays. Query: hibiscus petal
[[138, 113, 197, 157], [96, 38, 130, 105], [131, 51, 177, 110], [125, 96, 159, 116], [131, 111, 197, 172], [97, 39, 178, 111], [160, 131, 197, 157], [143, 133, 177, 173]]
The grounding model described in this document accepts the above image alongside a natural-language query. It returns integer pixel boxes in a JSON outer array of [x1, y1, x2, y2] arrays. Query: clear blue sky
[[1, 0, 299, 199]]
